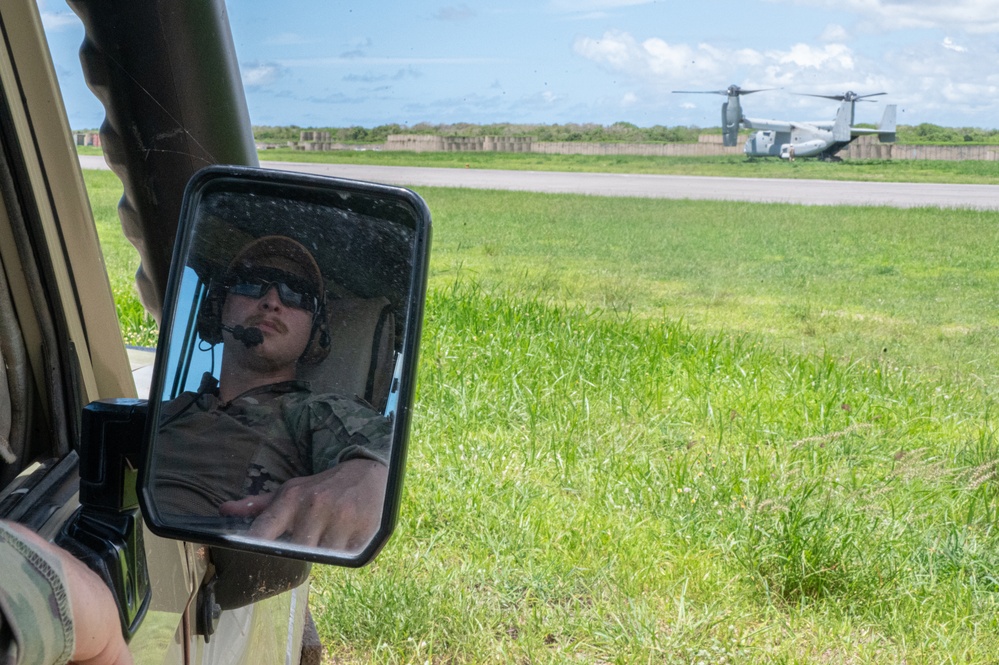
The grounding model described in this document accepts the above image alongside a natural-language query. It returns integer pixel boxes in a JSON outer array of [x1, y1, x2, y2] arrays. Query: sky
[[40, 0, 999, 131]]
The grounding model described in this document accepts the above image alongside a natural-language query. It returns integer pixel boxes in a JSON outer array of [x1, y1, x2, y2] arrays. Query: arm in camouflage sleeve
[[217, 393, 391, 550], [0, 522, 73, 665], [304, 394, 392, 472], [0, 521, 132, 665]]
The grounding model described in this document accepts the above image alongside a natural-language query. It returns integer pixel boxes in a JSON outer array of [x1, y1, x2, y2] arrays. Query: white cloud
[[241, 62, 283, 88], [340, 37, 373, 59], [435, 4, 476, 21], [574, 31, 863, 91], [732, 48, 766, 67], [772, 43, 855, 69], [942, 37, 968, 52], [40, 11, 78, 31], [574, 31, 723, 79], [772, 0, 999, 34], [36, 0, 78, 31], [820, 24, 850, 42], [551, 0, 652, 10], [280, 56, 503, 67], [883, 39, 999, 116], [572, 31, 914, 120], [621, 91, 639, 106]]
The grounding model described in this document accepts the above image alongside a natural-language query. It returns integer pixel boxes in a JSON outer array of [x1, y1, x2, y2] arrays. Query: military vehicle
[[0, 0, 428, 661]]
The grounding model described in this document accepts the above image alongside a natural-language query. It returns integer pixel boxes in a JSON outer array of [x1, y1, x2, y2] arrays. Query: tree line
[[253, 122, 706, 144], [252, 122, 999, 146]]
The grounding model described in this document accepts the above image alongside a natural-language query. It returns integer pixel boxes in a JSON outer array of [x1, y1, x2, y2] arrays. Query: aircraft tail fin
[[877, 104, 897, 143], [832, 101, 853, 141]]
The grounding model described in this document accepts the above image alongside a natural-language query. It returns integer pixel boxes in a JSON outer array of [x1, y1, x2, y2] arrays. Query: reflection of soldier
[[153, 236, 390, 550]]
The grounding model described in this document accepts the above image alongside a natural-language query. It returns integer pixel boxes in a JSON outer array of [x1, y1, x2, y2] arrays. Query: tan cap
[[224, 235, 324, 297]]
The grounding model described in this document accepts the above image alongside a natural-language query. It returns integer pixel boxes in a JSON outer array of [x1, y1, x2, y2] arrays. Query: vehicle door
[[0, 3, 307, 664]]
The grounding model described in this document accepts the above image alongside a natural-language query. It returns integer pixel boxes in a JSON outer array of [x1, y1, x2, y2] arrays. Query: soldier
[[152, 236, 390, 552]]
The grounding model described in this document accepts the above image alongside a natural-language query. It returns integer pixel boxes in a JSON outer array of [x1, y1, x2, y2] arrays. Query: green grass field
[[85, 170, 157, 347], [256, 148, 999, 184], [84, 169, 999, 662]]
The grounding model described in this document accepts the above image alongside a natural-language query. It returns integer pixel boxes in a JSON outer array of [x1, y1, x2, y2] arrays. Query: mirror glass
[[140, 166, 430, 566]]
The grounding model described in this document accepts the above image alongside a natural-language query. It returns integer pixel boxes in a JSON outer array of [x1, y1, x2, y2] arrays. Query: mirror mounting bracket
[[56, 399, 151, 637], [195, 564, 221, 640]]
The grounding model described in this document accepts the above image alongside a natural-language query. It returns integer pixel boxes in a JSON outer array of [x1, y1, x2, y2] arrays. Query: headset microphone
[[221, 324, 264, 347]]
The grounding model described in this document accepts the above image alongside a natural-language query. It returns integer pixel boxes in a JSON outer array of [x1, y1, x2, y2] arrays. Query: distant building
[[74, 132, 101, 147], [384, 135, 533, 152]]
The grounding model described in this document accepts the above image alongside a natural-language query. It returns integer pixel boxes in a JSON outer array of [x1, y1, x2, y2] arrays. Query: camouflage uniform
[[153, 373, 391, 516], [0, 522, 74, 665]]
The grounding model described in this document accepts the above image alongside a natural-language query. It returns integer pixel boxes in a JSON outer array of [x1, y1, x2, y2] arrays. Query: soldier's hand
[[219, 459, 387, 551]]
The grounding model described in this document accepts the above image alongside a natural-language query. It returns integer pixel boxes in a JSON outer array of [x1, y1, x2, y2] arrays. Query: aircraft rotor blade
[[672, 84, 774, 97], [853, 92, 887, 103], [798, 91, 887, 102], [730, 88, 772, 95], [799, 92, 847, 101]]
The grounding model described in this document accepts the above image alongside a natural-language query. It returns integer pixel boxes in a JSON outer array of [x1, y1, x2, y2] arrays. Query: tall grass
[[84, 170, 158, 347], [82, 170, 999, 661], [425, 188, 999, 389], [312, 285, 999, 662]]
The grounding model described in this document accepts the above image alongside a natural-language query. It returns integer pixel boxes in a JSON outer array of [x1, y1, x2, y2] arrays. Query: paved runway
[[79, 155, 999, 210]]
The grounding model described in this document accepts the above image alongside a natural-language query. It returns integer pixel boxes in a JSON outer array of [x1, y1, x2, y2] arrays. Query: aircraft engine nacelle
[[721, 100, 740, 147], [780, 139, 826, 160]]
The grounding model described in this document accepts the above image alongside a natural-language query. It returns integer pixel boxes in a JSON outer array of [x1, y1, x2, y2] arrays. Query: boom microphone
[[221, 324, 264, 347]]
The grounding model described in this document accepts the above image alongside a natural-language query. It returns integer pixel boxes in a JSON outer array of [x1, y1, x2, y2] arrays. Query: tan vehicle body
[[0, 2, 308, 663]]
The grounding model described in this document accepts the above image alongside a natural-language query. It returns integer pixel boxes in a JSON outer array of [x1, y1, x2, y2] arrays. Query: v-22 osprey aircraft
[[674, 85, 897, 160]]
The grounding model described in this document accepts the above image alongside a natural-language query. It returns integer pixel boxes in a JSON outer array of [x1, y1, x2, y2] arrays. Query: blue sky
[[41, 0, 999, 130]]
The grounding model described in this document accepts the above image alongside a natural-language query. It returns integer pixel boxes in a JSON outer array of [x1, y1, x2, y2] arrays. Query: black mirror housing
[[138, 166, 431, 566]]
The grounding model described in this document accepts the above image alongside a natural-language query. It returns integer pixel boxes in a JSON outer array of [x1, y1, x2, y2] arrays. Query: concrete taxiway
[[79, 155, 999, 210]]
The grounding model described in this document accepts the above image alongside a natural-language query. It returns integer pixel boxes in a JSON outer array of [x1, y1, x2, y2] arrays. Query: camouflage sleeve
[[292, 394, 392, 472], [0, 523, 74, 665]]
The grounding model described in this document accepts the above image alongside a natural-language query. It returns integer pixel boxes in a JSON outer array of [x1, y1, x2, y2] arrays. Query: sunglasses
[[226, 271, 319, 312]]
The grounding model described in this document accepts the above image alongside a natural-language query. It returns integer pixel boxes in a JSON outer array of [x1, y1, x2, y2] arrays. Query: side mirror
[[138, 166, 431, 566]]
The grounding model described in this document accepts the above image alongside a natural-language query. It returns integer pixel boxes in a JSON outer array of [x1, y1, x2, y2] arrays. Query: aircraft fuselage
[[741, 117, 841, 159]]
